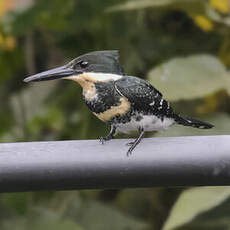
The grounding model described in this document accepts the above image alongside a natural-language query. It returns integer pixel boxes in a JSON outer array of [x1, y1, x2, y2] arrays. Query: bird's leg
[[100, 125, 116, 144], [127, 127, 145, 156]]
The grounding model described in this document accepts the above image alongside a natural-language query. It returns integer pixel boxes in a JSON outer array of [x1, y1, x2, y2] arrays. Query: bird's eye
[[79, 61, 88, 68]]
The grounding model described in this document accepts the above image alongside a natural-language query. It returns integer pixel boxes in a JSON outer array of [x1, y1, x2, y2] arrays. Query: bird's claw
[[126, 141, 135, 156], [126, 147, 134, 156], [99, 137, 106, 145], [126, 141, 134, 146]]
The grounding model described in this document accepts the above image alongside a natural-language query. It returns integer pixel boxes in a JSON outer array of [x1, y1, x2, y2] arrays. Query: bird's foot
[[99, 137, 106, 145], [126, 128, 145, 156], [126, 141, 134, 146], [100, 126, 116, 145], [99, 136, 112, 145], [127, 148, 133, 156], [126, 141, 135, 156], [127, 144, 136, 156]]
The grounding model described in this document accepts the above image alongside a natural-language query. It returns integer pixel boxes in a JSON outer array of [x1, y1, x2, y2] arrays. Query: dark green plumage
[[68, 50, 125, 76]]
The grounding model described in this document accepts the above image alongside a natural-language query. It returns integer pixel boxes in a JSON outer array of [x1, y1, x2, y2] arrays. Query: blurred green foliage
[[0, 0, 230, 229]]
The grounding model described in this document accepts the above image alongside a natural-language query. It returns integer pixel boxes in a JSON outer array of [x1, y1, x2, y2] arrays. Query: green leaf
[[147, 55, 230, 101], [0, 209, 84, 230], [107, 0, 206, 14], [155, 113, 230, 137], [50, 191, 148, 230], [30, 210, 84, 230], [64, 199, 148, 230], [0, 191, 148, 230], [163, 187, 230, 230], [1, 193, 32, 215]]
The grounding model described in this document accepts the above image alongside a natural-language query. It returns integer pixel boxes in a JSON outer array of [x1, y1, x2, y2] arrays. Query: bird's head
[[23, 50, 124, 84]]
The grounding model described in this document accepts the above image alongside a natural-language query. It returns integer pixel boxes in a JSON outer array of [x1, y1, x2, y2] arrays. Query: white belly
[[116, 115, 175, 134]]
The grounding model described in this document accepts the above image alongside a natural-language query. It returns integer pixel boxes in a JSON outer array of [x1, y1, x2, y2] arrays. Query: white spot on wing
[[160, 99, 163, 106], [149, 101, 155, 106]]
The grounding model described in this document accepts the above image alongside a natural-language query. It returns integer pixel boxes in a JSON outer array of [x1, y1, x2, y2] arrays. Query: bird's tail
[[173, 114, 214, 129]]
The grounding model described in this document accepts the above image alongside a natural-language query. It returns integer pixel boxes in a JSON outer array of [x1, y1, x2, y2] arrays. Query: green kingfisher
[[24, 50, 214, 156]]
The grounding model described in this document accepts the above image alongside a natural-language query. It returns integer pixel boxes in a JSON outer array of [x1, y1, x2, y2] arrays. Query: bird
[[24, 50, 214, 156]]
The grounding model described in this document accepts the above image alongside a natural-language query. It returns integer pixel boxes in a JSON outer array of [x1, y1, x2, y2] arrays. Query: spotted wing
[[115, 76, 174, 117]]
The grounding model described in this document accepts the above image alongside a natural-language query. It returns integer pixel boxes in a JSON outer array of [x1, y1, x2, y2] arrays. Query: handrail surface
[[0, 135, 230, 193]]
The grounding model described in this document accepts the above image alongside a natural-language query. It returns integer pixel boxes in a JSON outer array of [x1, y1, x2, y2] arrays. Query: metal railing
[[0, 135, 230, 193]]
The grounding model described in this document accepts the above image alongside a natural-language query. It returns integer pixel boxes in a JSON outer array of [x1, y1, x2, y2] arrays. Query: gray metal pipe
[[0, 135, 230, 193]]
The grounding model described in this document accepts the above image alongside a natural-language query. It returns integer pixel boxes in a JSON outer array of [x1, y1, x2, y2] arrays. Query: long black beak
[[23, 65, 77, 83]]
